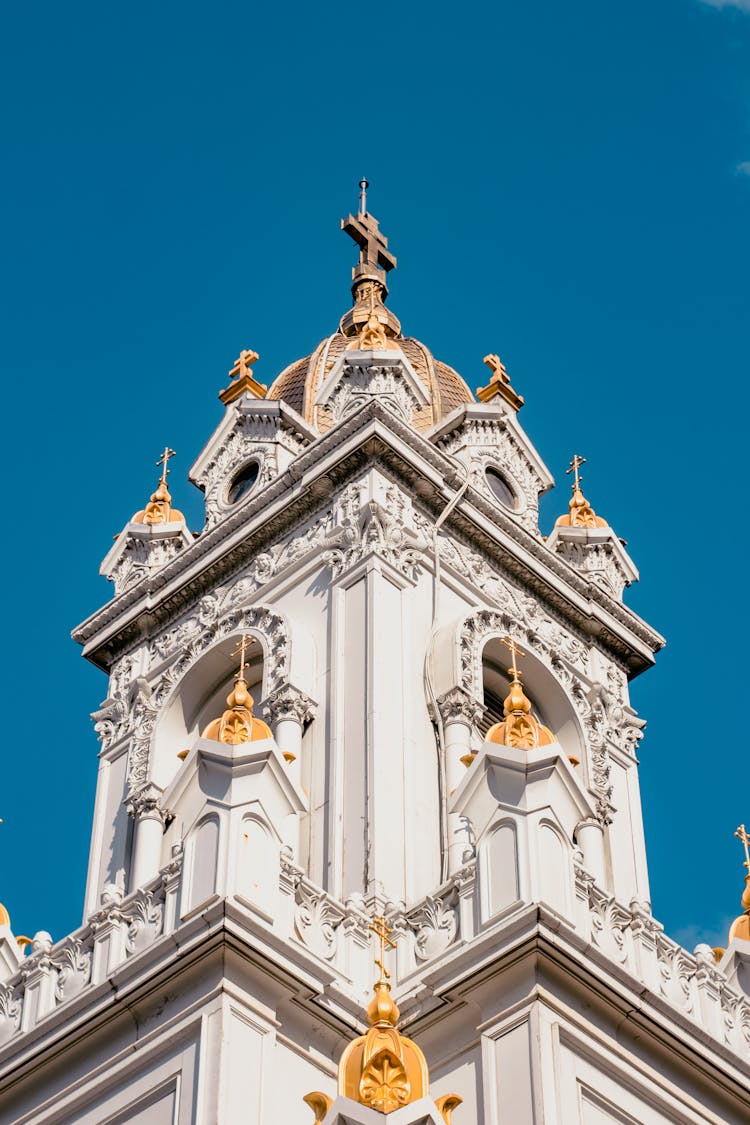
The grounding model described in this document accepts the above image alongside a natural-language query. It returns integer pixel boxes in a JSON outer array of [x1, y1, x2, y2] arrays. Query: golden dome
[[267, 330, 475, 435], [202, 678, 272, 745]]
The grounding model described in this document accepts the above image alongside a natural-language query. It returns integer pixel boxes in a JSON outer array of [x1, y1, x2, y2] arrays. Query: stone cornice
[[73, 400, 663, 674]]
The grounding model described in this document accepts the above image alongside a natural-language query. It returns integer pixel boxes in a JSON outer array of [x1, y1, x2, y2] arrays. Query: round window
[[226, 462, 260, 505], [485, 466, 516, 509]]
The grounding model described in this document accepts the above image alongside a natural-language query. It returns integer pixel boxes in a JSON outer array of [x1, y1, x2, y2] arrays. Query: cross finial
[[735, 824, 750, 873], [501, 634, 526, 681], [229, 635, 256, 683], [370, 914, 396, 985], [229, 349, 259, 382], [566, 454, 586, 494], [156, 447, 176, 486], [342, 181, 397, 297]]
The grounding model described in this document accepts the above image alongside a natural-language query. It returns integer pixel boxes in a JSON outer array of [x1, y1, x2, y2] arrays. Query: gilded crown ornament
[[304, 916, 461, 1120], [483, 636, 555, 752], [133, 447, 185, 526], [555, 454, 607, 529], [201, 636, 272, 745]]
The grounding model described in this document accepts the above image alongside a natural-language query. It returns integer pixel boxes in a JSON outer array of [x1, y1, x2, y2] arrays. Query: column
[[263, 683, 316, 784], [126, 783, 167, 892], [436, 688, 484, 874]]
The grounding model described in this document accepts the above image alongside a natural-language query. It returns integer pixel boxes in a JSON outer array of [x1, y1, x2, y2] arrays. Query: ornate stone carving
[[263, 683, 316, 728], [433, 687, 484, 727], [294, 880, 342, 961], [126, 782, 167, 825], [323, 484, 427, 582], [324, 360, 426, 425], [0, 986, 21, 1046], [435, 415, 543, 533], [91, 696, 127, 751], [125, 889, 164, 956], [53, 940, 91, 1003], [587, 883, 630, 963], [408, 895, 458, 962]]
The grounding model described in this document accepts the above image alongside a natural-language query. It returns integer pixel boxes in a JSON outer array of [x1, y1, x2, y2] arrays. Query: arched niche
[[151, 633, 267, 789], [479, 636, 583, 763], [186, 814, 221, 914]]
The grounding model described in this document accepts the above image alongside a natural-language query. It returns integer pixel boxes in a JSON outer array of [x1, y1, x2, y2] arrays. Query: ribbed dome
[[267, 331, 475, 434]]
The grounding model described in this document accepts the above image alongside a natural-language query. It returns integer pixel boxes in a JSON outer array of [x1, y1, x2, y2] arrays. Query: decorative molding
[[263, 683, 317, 728], [407, 894, 458, 963]]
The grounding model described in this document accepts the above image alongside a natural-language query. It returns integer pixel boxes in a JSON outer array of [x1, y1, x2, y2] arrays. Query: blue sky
[[1, 0, 749, 950]]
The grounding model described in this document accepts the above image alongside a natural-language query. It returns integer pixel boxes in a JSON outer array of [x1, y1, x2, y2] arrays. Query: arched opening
[[479, 636, 584, 764], [151, 634, 267, 788]]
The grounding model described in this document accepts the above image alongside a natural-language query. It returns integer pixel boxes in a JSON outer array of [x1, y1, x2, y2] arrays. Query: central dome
[[267, 331, 475, 435], [266, 187, 475, 433]]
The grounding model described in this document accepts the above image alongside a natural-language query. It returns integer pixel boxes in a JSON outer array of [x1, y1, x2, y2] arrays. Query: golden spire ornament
[[304, 914, 461, 1121], [201, 635, 272, 745], [555, 454, 607, 529], [133, 447, 185, 526], [728, 824, 750, 943], [484, 635, 555, 751]]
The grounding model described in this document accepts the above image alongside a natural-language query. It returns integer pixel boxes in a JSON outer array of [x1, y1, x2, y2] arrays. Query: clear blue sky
[[1, 0, 748, 951]]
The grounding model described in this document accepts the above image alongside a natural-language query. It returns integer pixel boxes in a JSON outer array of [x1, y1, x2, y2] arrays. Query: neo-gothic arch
[[147, 606, 293, 790], [454, 609, 587, 765]]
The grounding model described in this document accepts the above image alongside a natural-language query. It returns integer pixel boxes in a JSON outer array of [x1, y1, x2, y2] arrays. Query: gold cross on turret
[[229, 349, 259, 382], [156, 447, 176, 486], [501, 634, 526, 681], [566, 454, 586, 493], [370, 915, 396, 984], [229, 635, 256, 683], [735, 824, 750, 873]]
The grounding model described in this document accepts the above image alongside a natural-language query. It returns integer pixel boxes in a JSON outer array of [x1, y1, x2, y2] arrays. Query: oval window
[[227, 462, 260, 505], [485, 467, 516, 509]]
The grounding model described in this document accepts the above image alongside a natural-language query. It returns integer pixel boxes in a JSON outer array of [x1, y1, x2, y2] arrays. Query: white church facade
[[0, 188, 749, 1123]]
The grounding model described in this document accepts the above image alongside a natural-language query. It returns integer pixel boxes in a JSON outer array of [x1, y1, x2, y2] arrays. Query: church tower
[[0, 186, 749, 1124]]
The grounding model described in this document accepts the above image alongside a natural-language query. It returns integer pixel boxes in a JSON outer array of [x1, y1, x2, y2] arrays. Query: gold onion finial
[[555, 454, 607, 529], [201, 635, 272, 745], [133, 447, 185, 525], [305, 913, 461, 1122], [484, 635, 555, 752], [728, 824, 750, 943]]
